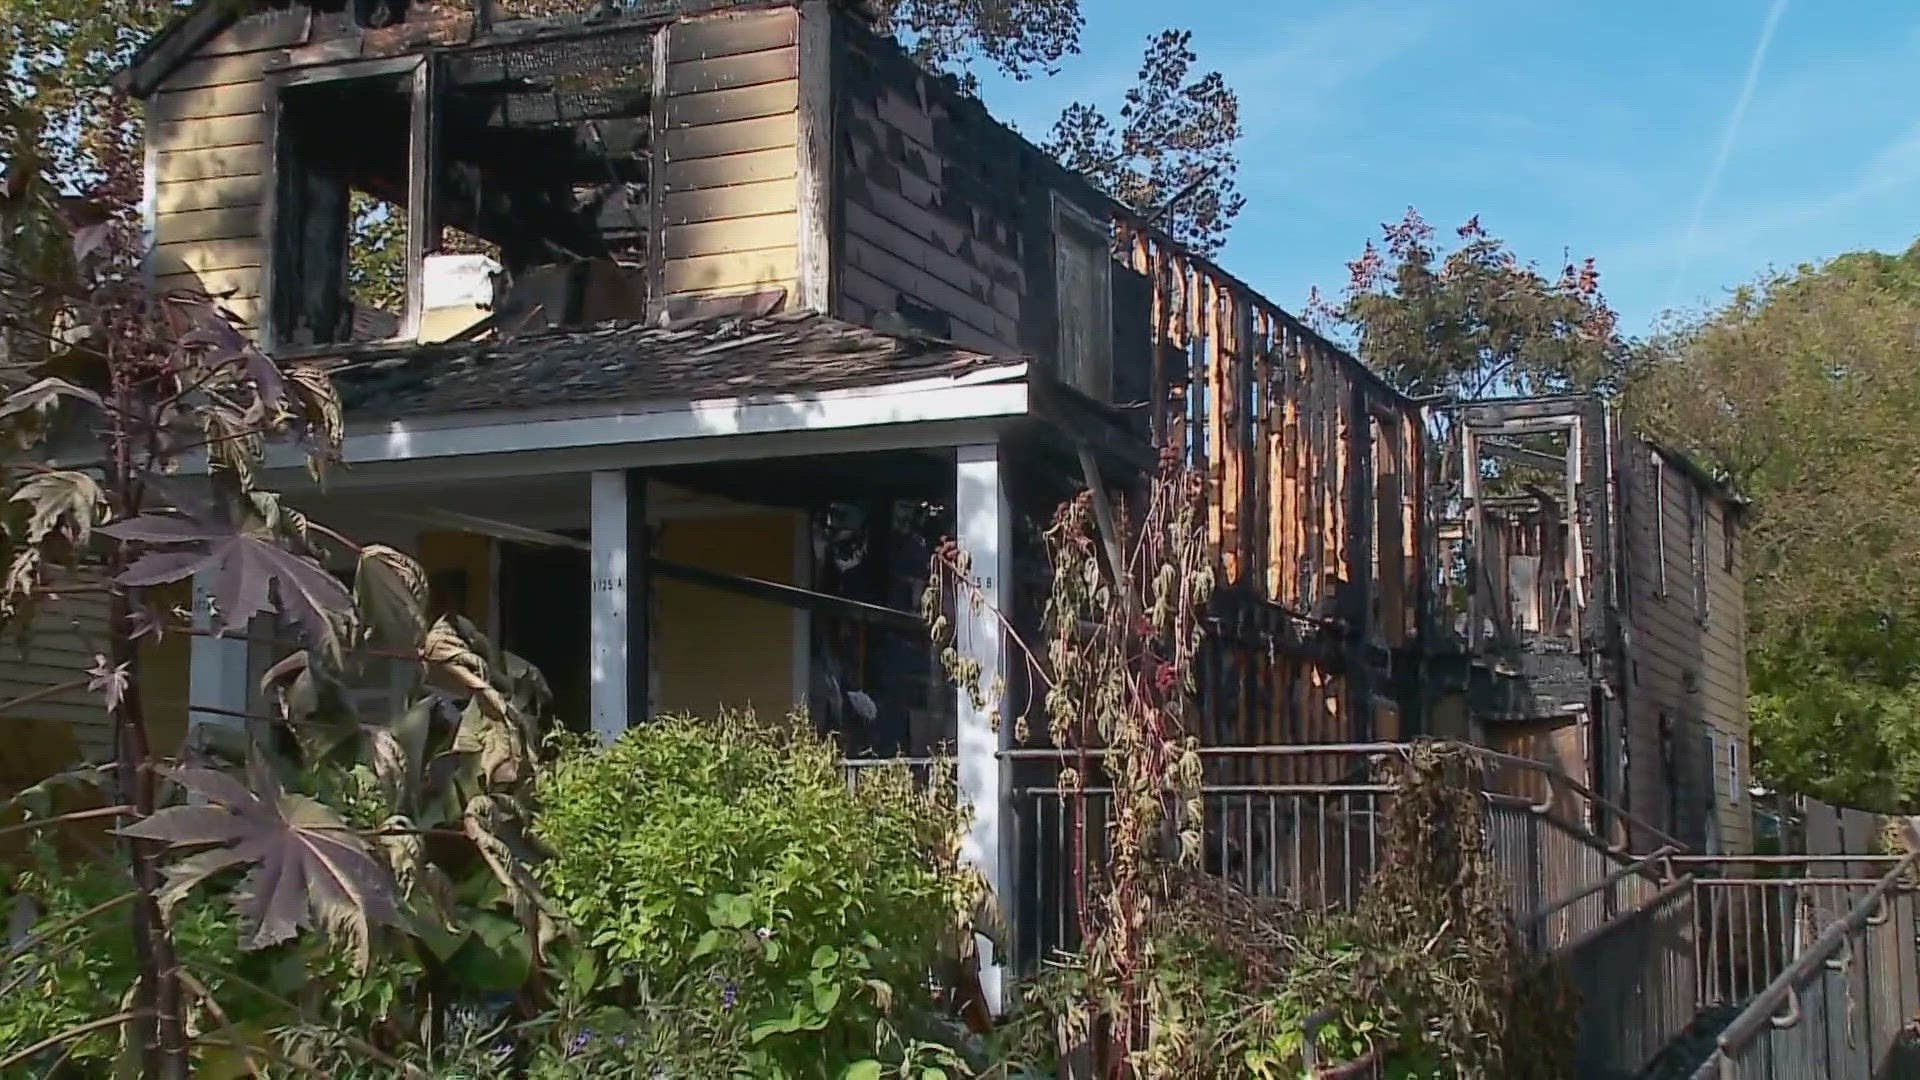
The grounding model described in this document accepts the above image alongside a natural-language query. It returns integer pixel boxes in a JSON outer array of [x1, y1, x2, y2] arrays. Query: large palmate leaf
[[102, 508, 351, 657], [353, 544, 428, 652], [119, 760, 400, 971], [166, 294, 285, 412], [0, 376, 105, 425], [8, 469, 105, 545]]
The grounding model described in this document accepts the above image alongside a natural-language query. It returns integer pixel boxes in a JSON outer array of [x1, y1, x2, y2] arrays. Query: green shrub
[[533, 711, 978, 1076], [1, 843, 241, 1074]]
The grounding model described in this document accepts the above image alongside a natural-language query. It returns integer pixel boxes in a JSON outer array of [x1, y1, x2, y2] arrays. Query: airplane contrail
[[1666, 0, 1790, 310]]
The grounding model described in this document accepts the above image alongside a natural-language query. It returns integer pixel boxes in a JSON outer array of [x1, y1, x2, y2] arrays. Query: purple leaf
[[124, 760, 400, 968], [104, 510, 352, 657], [121, 805, 254, 847], [100, 513, 223, 544], [173, 299, 285, 409], [86, 654, 129, 714], [120, 550, 218, 587], [0, 377, 106, 423]]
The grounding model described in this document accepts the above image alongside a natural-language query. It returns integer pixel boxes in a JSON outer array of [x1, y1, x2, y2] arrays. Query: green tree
[[1045, 30, 1244, 256], [1316, 209, 1629, 401], [1627, 243, 1920, 810], [864, 0, 1084, 89], [0, 0, 183, 189]]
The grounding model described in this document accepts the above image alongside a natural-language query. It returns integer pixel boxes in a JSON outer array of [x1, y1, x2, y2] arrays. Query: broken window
[[1053, 194, 1113, 400], [267, 26, 658, 352], [269, 60, 428, 349]]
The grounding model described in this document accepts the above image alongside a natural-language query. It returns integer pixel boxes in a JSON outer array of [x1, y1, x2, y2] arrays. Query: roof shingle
[[331, 310, 1028, 420]]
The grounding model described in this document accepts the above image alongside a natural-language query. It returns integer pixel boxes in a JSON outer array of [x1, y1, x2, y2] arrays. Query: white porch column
[[955, 442, 1014, 1012], [590, 470, 649, 744], [188, 575, 249, 750]]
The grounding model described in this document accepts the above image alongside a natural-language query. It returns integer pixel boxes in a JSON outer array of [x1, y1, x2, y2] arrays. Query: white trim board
[[246, 376, 1031, 490]]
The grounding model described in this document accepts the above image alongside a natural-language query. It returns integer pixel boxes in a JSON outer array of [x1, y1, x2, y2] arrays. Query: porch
[[184, 311, 1143, 1009]]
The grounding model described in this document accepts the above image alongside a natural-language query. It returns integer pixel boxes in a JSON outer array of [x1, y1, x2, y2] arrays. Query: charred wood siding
[[1622, 442, 1750, 852], [1122, 226, 1425, 758], [659, 7, 802, 307], [147, 9, 311, 334], [833, 20, 1037, 355], [825, 16, 1424, 754]]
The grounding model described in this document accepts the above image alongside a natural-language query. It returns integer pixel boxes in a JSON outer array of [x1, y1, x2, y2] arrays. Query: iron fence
[[1553, 873, 1700, 1079], [1691, 855, 1920, 1079], [1001, 742, 1674, 966]]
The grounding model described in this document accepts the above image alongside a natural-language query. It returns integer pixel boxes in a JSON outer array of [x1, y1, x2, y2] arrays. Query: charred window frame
[[263, 54, 434, 353], [1649, 449, 1668, 598], [1689, 484, 1709, 625], [1052, 193, 1113, 401]]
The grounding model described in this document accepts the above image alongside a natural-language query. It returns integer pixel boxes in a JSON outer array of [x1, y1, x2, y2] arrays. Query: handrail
[[1669, 854, 1906, 865], [1711, 852, 1920, 1056], [1002, 741, 1689, 854], [1518, 846, 1677, 932], [1538, 872, 1695, 964]]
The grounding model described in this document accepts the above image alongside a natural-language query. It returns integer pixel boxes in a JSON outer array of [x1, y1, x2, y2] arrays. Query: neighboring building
[[1431, 396, 1750, 852]]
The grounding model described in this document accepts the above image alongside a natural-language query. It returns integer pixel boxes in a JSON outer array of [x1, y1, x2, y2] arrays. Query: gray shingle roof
[[332, 310, 1028, 420]]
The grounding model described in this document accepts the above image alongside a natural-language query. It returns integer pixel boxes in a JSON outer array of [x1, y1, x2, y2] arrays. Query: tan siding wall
[[1622, 442, 1751, 852], [146, 12, 296, 336], [0, 581, 196, 797], [661, 8, 802, 309]]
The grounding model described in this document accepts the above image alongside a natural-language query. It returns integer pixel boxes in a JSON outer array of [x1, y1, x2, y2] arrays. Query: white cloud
[[1665, 0, 1791, 304]]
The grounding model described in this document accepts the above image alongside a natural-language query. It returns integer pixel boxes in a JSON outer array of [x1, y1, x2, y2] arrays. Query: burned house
[[0, 0, 1752, 988]]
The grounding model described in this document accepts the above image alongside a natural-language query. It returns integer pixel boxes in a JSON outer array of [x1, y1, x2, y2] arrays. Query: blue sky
[[969, 0, 1920, 338]]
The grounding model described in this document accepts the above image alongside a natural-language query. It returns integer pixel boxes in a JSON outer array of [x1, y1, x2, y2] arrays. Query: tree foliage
[[0, 0, 183, 189], [1627, 244, 1920, 810], [1046, 30, 1245, 256], [1317, 209, 1629, 401], [858, 3, 1244, 253], [863, 0, 1084, 89]]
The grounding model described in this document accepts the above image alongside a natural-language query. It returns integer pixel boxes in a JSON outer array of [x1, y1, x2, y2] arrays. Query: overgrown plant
[[0, 118, 561, 1076], [929, 459, 1572, 1077], [929, 448, 1215, 1075], [532, 711, 987, 1078]]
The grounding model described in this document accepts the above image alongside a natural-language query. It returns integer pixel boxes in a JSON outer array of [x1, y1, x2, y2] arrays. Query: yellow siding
[[418, 531, 494, 627], [654, 512, 799, 720], [147, 14, 285, 332], [661, 8, 802, 311]]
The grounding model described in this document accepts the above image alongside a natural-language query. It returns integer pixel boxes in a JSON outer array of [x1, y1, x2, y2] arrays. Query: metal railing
[[1691, 854, 1920, 1079], [1552, 872, 1701, 1079], [1659, 855, 1906, 1018], [1001, 742, 1673, 965]]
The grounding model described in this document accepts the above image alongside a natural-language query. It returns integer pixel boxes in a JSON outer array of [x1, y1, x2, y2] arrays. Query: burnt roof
[[329, 310, 1028, 420]]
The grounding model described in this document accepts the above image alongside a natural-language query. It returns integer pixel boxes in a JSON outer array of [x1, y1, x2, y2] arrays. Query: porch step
[[1636, 1003, 1742, 1079]]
